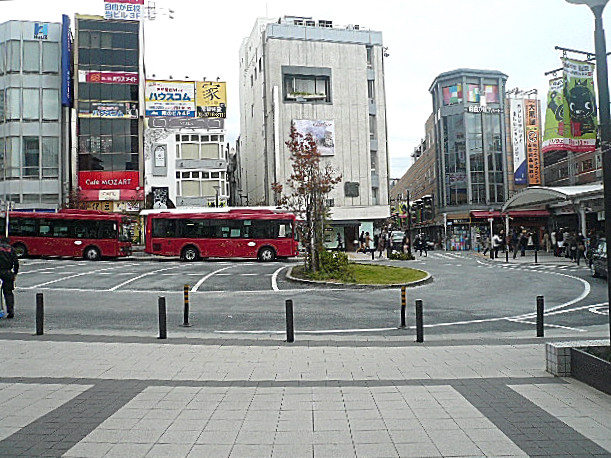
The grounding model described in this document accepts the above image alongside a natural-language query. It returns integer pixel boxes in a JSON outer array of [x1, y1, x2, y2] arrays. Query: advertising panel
[[61, 14, 72, 107], [293, 120, 335, 156], [145, 80, 195, 117], [78, 70, 138, 84], [79, 171, 139, 190], [483, 85, 499, 103], [510, 98, 527, 185], [542, 78, 564, 153], [442, 84, 462, 105], [104, 0, 144, 21], [524, 99, 541, 185], [78, 102, 138, 118], [196, 82, 227, 118], [562, 58, 597, 152]]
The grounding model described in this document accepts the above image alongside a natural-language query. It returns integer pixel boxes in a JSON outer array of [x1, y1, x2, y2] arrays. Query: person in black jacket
[[0, 237, 19, 319]]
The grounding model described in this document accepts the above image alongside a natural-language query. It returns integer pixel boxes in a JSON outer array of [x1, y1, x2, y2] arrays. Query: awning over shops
[[501, 184, 604, 212], [470, 209, 550, 219]]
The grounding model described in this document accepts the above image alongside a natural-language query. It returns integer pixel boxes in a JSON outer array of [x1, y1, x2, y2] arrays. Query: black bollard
[[371, 248, 375, 260], [506, 249, 509, 262], [158, 296, 167, 339], [180, 284, 192, 327], [400, 286, 407, 328], [536, 295, 544, 337], [35, 293, 44, 336], [534, 249, 538, 264], [285, 299, 294, 343], [415, 299, 424, 342]]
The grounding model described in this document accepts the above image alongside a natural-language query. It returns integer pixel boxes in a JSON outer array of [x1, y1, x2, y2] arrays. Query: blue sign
[[61, 15, 72, 107], [34, 23, 48, 40]]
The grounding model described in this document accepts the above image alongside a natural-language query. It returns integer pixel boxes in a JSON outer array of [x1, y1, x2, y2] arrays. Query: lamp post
[[566, 0, 611, 347]]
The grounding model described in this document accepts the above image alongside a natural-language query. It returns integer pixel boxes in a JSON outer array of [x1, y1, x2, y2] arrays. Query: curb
[[285, 265, 433, 289]]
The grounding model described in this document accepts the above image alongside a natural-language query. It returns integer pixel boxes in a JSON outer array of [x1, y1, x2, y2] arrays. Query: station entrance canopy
[[501, 184, 604, 212]]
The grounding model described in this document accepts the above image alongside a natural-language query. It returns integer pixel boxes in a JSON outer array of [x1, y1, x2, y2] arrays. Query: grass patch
[[292, 263, 427, 285]]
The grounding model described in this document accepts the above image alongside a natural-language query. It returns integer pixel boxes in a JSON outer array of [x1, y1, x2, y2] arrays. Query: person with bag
[[0, 237, 19, 319]]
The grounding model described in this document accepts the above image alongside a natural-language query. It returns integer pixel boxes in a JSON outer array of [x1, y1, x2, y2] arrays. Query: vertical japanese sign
[[61, 14, 72, 107], [510, 98, 527, 185], [104, 0, 144, 20], [562, 58, 597, 152], [524, 99, 541, 185], [196, 82, 227, 118], [542, 78, 564, 153]]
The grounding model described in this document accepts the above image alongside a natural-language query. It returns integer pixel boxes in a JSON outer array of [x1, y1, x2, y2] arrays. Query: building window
[[0, 42, 4, 75], [369, 115, 376, 140], [6, 88, 21, 120], [23, 41, 40, 73], [42, 89, 59, 120], [23, 89, 40, 120], [176, 172, 225, 198], [372, 187, 378, 205], [42, 42, 59, 73], [370, 151, 377, 172], [22, 136, 39, 178], [366, 46, 373, 68], [284, 74, 330, 102], [175, 136, 221, 160], [42, 137, 59, 178], [7, 41, 21, 73], [368, 80, 375, 102]]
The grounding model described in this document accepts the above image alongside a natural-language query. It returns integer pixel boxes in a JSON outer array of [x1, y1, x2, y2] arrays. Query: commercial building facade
[[239, 16, 390, 250], [0, 20, 66, 209]]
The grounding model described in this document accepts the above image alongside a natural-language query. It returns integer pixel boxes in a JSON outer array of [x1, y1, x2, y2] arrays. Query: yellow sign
[[196, 81, 227, 118]]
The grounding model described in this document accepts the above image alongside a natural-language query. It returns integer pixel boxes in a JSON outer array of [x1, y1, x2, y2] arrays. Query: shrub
[[388, 251, 415, 261], [298, 249, 356, 282]]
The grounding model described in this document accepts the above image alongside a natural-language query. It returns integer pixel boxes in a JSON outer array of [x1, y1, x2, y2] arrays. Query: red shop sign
[[79, 171, 139, 190], [85, 71, 139, 85]]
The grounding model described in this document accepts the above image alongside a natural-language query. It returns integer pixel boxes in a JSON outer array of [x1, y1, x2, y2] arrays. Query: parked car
[[590, 238, 607, 278], [390, 231, 405, 251]]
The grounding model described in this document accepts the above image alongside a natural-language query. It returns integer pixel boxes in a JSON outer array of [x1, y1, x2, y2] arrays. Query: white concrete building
[[239, 16, 390, 249]]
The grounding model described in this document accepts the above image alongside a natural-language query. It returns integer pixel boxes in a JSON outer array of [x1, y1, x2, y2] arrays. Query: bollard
[[536, 295, 544, 337], [415, 299, 424, 342], [505, 249, 509, 262], [180, 284, 192, 327], [285, 299, 294, 343], [371, 248, 375, 260], [400, 286, 407, 328], [35, 293, 44, 336], [534, 249, 538, 264], [158, 296, 167, 339]]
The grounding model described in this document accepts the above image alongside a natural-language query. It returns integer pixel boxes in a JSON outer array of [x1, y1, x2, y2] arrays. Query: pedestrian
[[543, 231, 550, 253], [512, 229, 521, 259], [336, 232, 343, 251], [566, 232, 577, 261], [482, 235, 491, 256], [358, 231, 365, 252], [519, 228, 528, 257], [420, 234, 428, 257], [556, 228, 564, 257], [365, 231, 372, 253], [377, 232, 386, 258], [0, 237, 19, 319], [576, 232, 586, 266], [551, 229, 557, 255], [492, 232, 502, 259]]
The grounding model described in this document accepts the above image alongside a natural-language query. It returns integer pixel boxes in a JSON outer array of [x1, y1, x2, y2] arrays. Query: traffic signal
[[422, 195, 433, 221]]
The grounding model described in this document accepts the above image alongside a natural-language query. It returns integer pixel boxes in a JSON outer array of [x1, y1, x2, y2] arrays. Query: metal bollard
[[534, 249, 538, 264], [415, 299, 424, 342], [371, 248, 375, 260], [505, 249, 509, 262], [285, 299, 294, 343], [180, 284, 192, 327], [35, 293, 44, 336], [400, 286, 407, 328], [536, 295, 544, 337], [158, 296, 167, 339]]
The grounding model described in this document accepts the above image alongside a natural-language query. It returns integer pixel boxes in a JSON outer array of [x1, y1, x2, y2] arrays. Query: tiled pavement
[[0, 331, 609, 457]]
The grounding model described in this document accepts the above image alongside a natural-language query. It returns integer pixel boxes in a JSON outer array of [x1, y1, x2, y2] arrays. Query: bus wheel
[[84, 246, 101, 261], [181, 246, 199, 262], [13, 243, 27, 258], [258, 247, 276, 262]]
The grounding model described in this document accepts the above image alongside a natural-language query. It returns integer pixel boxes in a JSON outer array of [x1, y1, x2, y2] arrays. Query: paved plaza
[[0, 327, 609, 457]]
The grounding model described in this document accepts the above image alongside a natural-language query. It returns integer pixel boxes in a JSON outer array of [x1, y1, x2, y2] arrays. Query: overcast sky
[[2, 0, 610, 178]]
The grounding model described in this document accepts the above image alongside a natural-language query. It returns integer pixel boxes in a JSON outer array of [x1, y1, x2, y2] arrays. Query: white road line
[[106, 265, 183, 291], [505, 318, 585, 332], [271, 266, 288, 291], [23, 264, 129, 289], [20, 264, 81, 274], [215, 327, 399, 335], [191, 266, 233, 292]]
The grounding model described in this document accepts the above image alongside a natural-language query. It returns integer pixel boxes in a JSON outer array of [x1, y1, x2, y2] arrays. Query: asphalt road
[[0, 251, 608, 337]]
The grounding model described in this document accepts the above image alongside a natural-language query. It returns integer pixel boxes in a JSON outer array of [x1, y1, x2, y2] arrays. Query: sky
[[2, 0, 610, 179]]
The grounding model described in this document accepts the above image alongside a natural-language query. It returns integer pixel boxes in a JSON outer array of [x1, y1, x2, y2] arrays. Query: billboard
[[79, 171, 139, 190], [104, 0, 144, 21], [524, 99, 541, 185], [196, 82, 227, 118], [145, 80, 196, 117], [442, 84, 462, 105], [510, 98, 527, 185], [78, 70, 138, 84], [542, 78, 564, 153], [293, 120, 335, 156], [78, 102, 138, 118]]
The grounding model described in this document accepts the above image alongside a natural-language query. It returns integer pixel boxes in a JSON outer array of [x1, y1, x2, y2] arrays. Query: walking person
[[377, 232, 386, 258], [551, 229, 557, 256], [336, 232, 343, 251], [0, 237, 19, 319], [358, 231, 365, 252], [576, 232, 586, 266], [512, 229, 521, 259], [492, 232, 502, 259], [519, 228, 528, 257], [556, 229, 564, 257], [543, 231, 551, 253], [364, 232, 372, 254], [482, 235, 491, 256]]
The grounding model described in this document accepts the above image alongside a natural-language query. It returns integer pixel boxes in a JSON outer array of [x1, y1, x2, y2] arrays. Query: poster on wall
[[510, 98, 527, 185], [524, 99, 541, 185], [562, 58, 597, 152], [293, 120, 335, 156], [542, 78, 564, 153], [196, 82, 227, 118], [442, 84, 462, 105], [145, 80, 195, 117], [104, 0, 144, 20], [152, 187, 169, 209]]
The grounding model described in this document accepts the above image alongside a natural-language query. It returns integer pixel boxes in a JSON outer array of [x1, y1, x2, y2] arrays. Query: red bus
[[144, 208, 299, 261], [1, 209, 132, 260]]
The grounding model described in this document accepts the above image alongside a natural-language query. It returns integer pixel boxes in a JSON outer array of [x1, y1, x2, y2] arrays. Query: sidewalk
[[0, 329, 609, 457]]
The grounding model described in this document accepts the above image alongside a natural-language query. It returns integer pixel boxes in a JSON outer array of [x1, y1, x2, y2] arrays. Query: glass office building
[[0, 20, 64, 208]]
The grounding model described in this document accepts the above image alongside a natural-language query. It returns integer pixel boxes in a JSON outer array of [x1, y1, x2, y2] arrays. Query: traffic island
[[546, 341, 611, 395]]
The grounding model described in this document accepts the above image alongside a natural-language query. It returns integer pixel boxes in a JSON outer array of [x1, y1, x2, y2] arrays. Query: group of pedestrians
[[551, 228, 587, 265]]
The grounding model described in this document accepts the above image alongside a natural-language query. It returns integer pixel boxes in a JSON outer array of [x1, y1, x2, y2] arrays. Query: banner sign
[[562, 58, 597, 152], [79, 70, 138, 85], [524, 99, 541, 185], [510, 98, 527, 185], [61, 15, 72, 107], [145, 80, 196, 117], [104, 0, 144, 21], [542, 78, 564, 153], [79, 171, 139, 190], [79, 102, 138, 118], [196, 82, 227, 118], [293, 120, 335, 156]]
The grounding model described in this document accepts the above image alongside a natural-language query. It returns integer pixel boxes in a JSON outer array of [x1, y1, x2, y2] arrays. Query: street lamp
[[565, 0, 611, 347]]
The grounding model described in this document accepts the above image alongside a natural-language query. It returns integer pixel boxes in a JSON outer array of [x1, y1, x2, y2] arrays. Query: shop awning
[[470, 209, 550, 219], [501, 184, 603, 212]]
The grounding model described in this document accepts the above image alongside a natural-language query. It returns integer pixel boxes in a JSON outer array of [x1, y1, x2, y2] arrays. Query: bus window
[[10, 217, 37, 236], [278, 220, 292, 238], [39, 220, 52, 237], [52, 219, 71, 238], [74, 220, 98, 239], [99, 221, 118, 239], [152, 219, 176, 238]]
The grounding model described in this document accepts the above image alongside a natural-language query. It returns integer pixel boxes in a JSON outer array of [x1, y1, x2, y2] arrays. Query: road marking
[[215, 327, 399, 335], [20, 264, 81, 274], [271, 266, 288, 291], [23, 265, 129, 289], [106, 265, 183, 291], [191, 266, 233, 292], [505, 318, 585, 332]]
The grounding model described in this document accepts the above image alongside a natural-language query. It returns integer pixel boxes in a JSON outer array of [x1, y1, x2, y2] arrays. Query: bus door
[[208, 220, 246, 258]]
